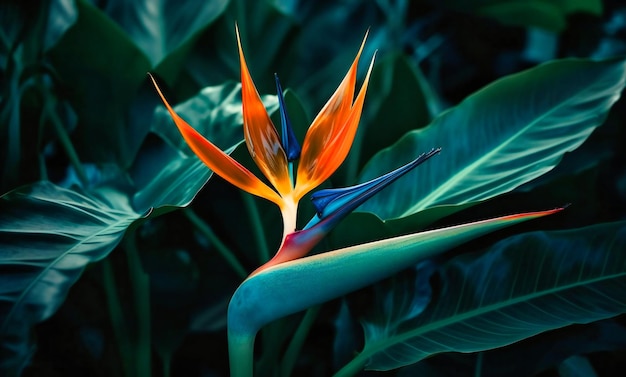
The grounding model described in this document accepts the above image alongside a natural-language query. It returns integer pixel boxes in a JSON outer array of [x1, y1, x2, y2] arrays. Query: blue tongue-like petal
[[305, 148, 441, 230], [275, 74, 301, 161]]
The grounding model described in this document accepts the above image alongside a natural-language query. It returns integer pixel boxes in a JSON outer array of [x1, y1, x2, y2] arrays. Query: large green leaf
[[0, 81, 250, 375], [356, 53, 431, 177], [396, 320, 626, 377], [358, 57, 626, 220], [443, 0, 603, 32], [335, 220, 626, 374], [185, 1, 297, 91], [99, 0, 229, 67], [44, 0, 78, 51], [151, 81, 277, 153], [47, 0, 152, 166], [0, 182, 140, 375]]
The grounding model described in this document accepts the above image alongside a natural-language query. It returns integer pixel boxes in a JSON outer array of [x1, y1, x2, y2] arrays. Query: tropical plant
[[1, 1, 625, 377]]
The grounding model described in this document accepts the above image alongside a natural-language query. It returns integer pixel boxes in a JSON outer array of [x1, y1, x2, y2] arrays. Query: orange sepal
[[236, 27, 292, 198], [295, 46, 376, 200], [149, 74, 283, 205]]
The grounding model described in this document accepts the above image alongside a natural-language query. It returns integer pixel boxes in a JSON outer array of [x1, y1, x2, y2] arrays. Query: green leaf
[[396, 320, 626, 377], [0, 182, 140, 375], [558, 356, 598, 377], [282, 89, 310, 143], [99, 0, 229, 67], [151, 81, 277, 154], [47, 0, 151, 166], [185, 1, 297, 90], [339, 220, 626, 373], [130, 146, 212, 215], [44, 0, 78, 51], [444, 0, 603, 32], [359, 53, 431, 169], [0, 80, 250, 374], [358, 57, 626, 221]]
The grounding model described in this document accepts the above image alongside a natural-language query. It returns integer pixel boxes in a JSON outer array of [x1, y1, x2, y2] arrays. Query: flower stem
[[280, 306, 321, 377], [474, 352, 484, 377], [102, 258, 134, 377], [162, 352, 172, 377], [183, 207, 248, 279], [125, 230, 152, 377], [228, 331, 256, 377], [240, 192, 270, 263]]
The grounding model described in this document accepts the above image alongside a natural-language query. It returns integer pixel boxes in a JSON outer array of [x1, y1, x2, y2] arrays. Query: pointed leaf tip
[[275, 74, 301, 161]]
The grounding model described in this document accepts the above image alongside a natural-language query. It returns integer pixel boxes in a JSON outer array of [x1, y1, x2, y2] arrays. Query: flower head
[[150, 28, 439, 273], [151, 28, 374, 240]]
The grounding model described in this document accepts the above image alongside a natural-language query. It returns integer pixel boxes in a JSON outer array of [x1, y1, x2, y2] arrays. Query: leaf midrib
[[402, 71, 606, 216], [362, 269, 626, 365], [0, 196, 139, 338]]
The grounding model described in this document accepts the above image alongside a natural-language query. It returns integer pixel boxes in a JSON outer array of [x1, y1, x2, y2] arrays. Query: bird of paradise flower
[[150, 27, 562, 377]]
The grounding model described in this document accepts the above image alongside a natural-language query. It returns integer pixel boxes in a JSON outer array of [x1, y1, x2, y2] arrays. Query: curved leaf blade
[[443, 0, 603, 32], [47, 0, 152, 166], [358, 57, 626, 220], [0, 182, 140, 374], [151, 82, 278, 154], [346, 221, 626, 372], [0, 80, 251, 373], [102, 0, 229, 66]]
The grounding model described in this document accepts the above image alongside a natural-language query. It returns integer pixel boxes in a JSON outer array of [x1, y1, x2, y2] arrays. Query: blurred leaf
[[327, 212, 393, 250], [357, 57, 626, 221], [185, 1, 297, 90], [444, 0, 603, 32], [47, 0, 151, 166], [45, 0, 77, 51], [282, 89, 310, 143], [341, 220, 626, 372], [559, 355, 598, 377], [151, 81, 277, 153], [359, 53, 431, 168], [0, 78, 252, 374], [99, 0, 229, 67], [397, 319, 626, 377]]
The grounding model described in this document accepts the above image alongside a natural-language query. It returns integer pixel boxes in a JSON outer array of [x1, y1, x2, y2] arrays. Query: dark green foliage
[[1, 0, 625, 376]]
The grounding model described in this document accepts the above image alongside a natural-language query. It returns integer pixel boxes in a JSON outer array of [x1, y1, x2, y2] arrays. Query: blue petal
[[305, 148, 441, 230], [275, 74, 301, 161]]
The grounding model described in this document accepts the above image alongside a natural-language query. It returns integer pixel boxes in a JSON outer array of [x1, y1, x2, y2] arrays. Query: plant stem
[[257, 320, 287, 374], [125, 230, 151, 377], [162, 352, 172, 377], [183, 207, 248, 279], [280, 306, 321, 377], [228, 331, 256, 377], [45, 94, 88, 186], [240, 192, 270, 263], [474, 352, 483, 377], [102, 258, 134, 377], [333, 353, 368, 377]]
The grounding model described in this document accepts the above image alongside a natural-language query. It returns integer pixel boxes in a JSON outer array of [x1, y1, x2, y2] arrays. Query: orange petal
[[149, 74, 283, 205], [295, 45, 376, 200], [236, 27, 292, 197]]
